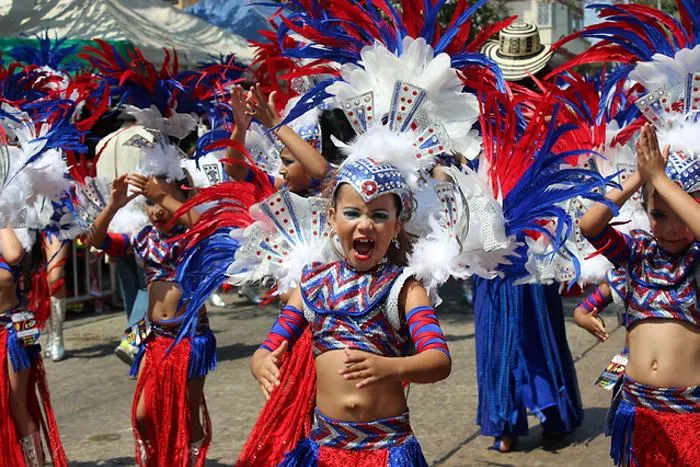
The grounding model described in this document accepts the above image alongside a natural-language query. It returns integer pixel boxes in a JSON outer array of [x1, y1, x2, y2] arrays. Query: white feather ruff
[[0, 117, 72, 229], [327, 37, 481, 158], [629, 45, 700, 92], [657, 116, 700, 157], [341, 126, 435, 188], [137, 137, 185, 181], [227, 192, 336, 294], [123, 105, 198, 140]]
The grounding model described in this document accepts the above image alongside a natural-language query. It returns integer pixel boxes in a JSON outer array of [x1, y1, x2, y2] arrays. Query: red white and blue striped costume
[[586, 226, 700, 466], [261, 260, 448, 466], [101, 225, 187, 284], [587, 227, 699, 327]]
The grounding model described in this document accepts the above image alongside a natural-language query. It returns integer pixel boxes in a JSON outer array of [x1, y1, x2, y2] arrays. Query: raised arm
[[84, 174, 134, 249], [127, 174, 200, 227], [225, 85, 253, 181], [0, 226, 25, 266], [247, 84, 330, 180], [579, 170, 644, 238], [637, 123, 700, 240]]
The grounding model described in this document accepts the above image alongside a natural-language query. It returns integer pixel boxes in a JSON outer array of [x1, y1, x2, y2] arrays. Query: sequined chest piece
[[300, 261, 409, 357], [608, 231, 699, 327], [133, 225, 186, 284]]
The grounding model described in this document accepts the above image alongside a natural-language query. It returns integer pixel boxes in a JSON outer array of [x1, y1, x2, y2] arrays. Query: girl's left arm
[[340, 279, 451, 388], [394, 279, 451, 384], [0, 227, 24, 266]]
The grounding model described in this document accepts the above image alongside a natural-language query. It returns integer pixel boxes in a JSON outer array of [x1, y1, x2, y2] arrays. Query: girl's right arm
[[247, 84, 330, 180], [251, 287, 307, 399], [225, 85, 253, 181], [84, 174, 134, 249], [573, 281, 613, 342], [0, 226, 25, 266], [579, 170, 644, 238]]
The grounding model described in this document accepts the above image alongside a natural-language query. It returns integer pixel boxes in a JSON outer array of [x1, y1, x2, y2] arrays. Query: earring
[[392, 237, 400, 249]]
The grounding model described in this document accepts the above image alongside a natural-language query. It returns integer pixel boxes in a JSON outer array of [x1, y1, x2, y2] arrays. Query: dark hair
[[319, 109, 356, 165], [330, 183, 414, 266], [19, 238, 45, 295]]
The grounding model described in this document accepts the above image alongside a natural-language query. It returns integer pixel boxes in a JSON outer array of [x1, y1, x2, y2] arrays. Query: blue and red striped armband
[[406, 306, 450, 359], [261, 305, 307, 352], [585, 225, 631, 266], [99, 232, 130, 257], [578, 285, 613, 314]]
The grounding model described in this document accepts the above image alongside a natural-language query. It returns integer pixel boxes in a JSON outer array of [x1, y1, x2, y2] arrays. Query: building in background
[[506, 0, 587, 66]]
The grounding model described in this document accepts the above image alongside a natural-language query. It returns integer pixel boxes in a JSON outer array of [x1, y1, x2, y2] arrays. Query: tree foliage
[[435, 0, 512, 36]]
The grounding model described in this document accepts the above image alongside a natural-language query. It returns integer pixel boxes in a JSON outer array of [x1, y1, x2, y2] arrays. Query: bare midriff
[[0, 270, 19, 314], [147, 281, 183, 323], [627, 319, 700, 388], [315, 349, 408, 422]]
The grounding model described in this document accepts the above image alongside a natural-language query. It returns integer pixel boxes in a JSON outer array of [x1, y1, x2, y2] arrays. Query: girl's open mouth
[[352, 238, 374, 261]]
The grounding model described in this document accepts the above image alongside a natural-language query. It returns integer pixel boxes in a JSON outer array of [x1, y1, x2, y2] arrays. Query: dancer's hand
[[339, 348, 397, 389], [251, 341, 288, 399], [127, 173, 166, 202], [573, 306, 608, 342], [245, 84, 280, 129], [636, 123, 670, 184], [108, 174, 137, 209], [230, 84, 252, 132]]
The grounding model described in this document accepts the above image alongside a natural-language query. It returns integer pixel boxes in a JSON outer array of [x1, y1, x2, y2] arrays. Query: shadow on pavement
[[517, 406, 609, 454], [65, 342, 118, 359], [216, 342, 261, 362]]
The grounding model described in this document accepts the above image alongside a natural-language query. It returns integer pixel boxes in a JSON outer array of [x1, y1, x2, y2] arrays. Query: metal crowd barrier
[[65, 241, 117, 310]]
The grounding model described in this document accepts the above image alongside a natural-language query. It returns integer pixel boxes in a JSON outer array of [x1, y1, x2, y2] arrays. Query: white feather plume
[[122, 105, 197, 140], [630, 45, 700, 91], [327, 37, 481, 158]]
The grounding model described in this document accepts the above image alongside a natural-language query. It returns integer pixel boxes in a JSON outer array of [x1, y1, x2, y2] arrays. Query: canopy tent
[[0, 0, 253, 65], [185, 0, 272, 41]]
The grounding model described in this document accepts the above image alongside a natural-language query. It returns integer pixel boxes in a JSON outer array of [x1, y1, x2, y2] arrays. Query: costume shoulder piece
[[300, 261, 402, 316]]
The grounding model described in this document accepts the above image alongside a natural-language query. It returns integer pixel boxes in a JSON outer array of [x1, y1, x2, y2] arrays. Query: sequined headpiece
[[333, 158, 414, 221], [666, 151, 700, 193]]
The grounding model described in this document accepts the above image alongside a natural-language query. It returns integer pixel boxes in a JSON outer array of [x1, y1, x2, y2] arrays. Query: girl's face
[[145, 179, 183, 232], [278, 149, 312, 193], [329, 184, 402, 272], [646, 191, 696, 254]]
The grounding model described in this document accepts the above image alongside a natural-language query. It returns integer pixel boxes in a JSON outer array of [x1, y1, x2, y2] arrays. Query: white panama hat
[[481, 21, 553, 81]]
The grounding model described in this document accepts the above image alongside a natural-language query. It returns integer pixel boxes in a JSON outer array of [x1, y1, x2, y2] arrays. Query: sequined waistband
[[151, 314, 211, 339], [310, 409, 413, 450], [0, 305, 27, 326], [622, 375, 700, 414]]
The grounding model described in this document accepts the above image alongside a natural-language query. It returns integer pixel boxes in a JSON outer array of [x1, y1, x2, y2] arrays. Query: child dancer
[[0, 227, 67, 467], [85, 172, 211, 466], [580, 124, 699, 465], [251, 158, 451, 465]]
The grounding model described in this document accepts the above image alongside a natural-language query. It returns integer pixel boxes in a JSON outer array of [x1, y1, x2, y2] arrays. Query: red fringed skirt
[[0, 309, 67, 467], [131, 330, 215, 467], [608, 375, 700, 467]]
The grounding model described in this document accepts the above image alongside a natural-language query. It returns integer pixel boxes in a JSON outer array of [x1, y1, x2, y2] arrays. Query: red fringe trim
[[236, 327, 316, 467], [131, 336, 211, 467], [0, 331, 67, 467]]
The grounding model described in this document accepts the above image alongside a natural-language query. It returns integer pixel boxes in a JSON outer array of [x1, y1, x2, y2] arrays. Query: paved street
[[45, 283, 622, 466]]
